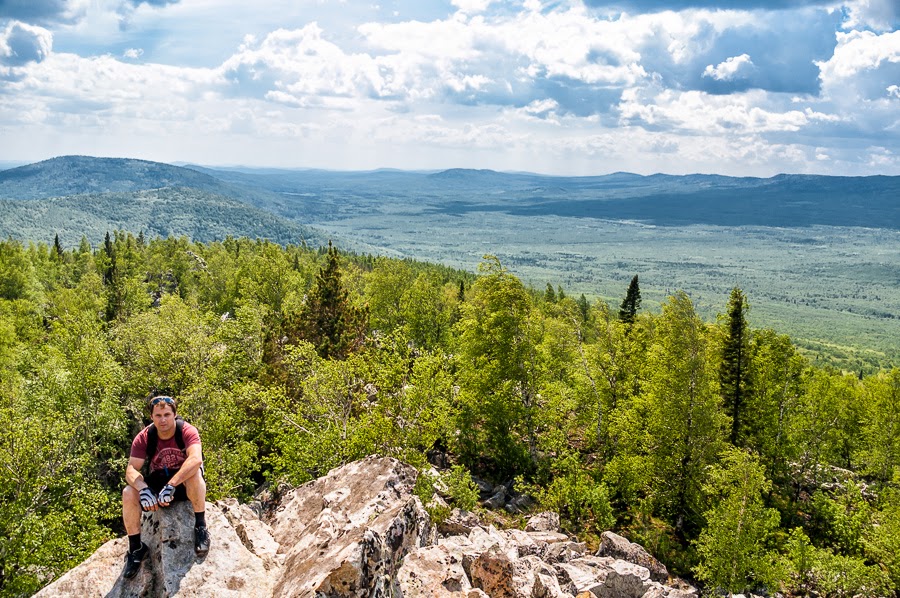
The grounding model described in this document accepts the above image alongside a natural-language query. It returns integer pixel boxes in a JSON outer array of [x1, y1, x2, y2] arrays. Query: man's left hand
[[158, 484, 176, 506]]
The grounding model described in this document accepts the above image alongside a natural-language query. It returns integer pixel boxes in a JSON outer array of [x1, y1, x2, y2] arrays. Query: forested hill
[[2, 236, 899, 597], [0, 156, 324, 247], [0, 188, 324, 247], [3, 157, 898, 230], [0, 156, 233, 199]]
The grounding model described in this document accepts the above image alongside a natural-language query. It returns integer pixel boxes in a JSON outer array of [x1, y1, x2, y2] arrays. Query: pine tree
[[291, 241, 367, 359], [721, 287, 751, 446], [618, 275, 641, 324], [52, 234, 64, 259], [544, 283, 557, 303], [577, 293, 590, 322]]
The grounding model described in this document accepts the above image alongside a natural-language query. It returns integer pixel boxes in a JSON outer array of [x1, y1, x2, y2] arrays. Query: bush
[[442, 464, 480, 511]]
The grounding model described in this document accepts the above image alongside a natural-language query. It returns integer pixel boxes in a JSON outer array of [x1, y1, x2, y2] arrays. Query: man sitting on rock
[[122, 394, 210, 579]]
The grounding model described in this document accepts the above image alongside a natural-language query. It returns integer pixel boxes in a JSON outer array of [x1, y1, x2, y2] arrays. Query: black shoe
[[123, 543, 147, 579], [194, 525, 210, 557]]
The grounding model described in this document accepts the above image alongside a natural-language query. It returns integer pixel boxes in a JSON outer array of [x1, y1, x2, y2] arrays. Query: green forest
[[1, 232, 898, 597]]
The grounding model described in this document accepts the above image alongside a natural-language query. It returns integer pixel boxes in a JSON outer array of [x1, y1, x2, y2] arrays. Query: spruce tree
[[721, 287, 751, 446], [544, 283, 557, 303], [618, 274, 641, 324], [577, 293, 590, 322], [52, 234, 63, 259], [291, 241, 367, 359]]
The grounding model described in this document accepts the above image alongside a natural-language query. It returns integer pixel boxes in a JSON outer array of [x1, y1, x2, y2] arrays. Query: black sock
[[194, 511, 206, 528], [128, 533, 142, 553]]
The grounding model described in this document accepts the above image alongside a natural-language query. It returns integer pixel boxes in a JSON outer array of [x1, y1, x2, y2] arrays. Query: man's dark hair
[[148, 393, 178, 415]]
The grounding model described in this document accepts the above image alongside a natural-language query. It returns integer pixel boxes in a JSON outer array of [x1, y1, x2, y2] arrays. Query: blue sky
[[0, 0, 897, 175]]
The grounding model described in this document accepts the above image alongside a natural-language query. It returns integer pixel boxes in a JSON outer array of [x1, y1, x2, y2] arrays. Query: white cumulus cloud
[[451, 0, 495, 14], [0, 21, 53, 67], [702, 53, 754, 81]]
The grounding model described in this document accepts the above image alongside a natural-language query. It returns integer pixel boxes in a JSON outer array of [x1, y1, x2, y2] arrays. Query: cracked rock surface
[[35, 456, 696, 598]]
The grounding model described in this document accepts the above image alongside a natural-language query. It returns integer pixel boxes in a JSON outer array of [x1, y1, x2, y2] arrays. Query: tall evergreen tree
[[577, 293, 590, 322], [544, 283, 557, 304], [721, 287, 751, 446], [618, 275, 641, 324], [290, 241, 367, 360], [52, 234, 64, 259]]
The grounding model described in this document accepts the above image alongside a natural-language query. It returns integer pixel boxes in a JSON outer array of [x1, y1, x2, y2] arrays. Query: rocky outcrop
[[34, 500, 273, 597], [597, 531, 669, 583], [396, 523, 695, 598], [36, 456, 695, 598]]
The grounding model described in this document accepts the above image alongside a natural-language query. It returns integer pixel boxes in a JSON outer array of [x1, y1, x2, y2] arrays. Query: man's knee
[[182, 469, 207, 498], [123, 484, 140, 504]]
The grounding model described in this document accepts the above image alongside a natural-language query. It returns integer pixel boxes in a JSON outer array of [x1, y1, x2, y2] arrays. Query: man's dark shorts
[[146, 470, 189, 502]]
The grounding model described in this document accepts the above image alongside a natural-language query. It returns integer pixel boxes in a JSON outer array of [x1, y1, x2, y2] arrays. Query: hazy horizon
[[2, 0, 898, 177]]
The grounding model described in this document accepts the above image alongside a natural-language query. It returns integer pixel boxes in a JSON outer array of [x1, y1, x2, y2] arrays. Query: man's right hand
[[139, 487, 158, 512]]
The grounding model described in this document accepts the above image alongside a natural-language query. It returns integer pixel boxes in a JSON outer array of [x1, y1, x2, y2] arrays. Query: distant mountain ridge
[[1, 156, 898, 232]]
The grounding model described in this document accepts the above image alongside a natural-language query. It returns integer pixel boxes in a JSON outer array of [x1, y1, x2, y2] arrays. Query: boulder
[[556, 556, 615, 595], [596, 559, 651, 598], [35, 501, 272, 598], [397, 544, 473, 596], [469, 545, 517, 597], [482, 485, 508, 509], [218, 497, 283, 570], [266, 455, 434, 597], [597, 531, 668, 583], [526, 512, 561, 533], [439, 508, 482, 537]]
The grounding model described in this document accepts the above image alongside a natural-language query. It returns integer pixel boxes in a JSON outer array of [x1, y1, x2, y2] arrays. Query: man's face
[[151, 404, 176, 435]]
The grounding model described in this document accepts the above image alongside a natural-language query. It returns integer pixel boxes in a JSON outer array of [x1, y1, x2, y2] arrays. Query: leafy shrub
[[520, 454, 614, 532], [785, 527, 893, 597], [442, 464, 480, 511]]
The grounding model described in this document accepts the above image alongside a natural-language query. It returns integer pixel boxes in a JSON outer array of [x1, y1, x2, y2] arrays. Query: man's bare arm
[[166, 444, 203, 487], [125, 456, 148, 489]]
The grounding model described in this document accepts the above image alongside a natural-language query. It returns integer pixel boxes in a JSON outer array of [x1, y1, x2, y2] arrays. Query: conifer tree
[[52, 234, 64, 259], [544, 283, 557, 303], [721, 287, 751, 446], [577, 293, 590, 322], [291, 241, 367, 359], [618, 275, 641, 324]]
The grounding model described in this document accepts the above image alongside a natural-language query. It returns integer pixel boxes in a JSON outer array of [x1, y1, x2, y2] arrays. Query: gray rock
[[397, 544, 473, 596], [597, 531, 668, 583], [35, 501, 272, 597], [34, 458, 698, 598], [482, 485, 508, 509], [596, 559, 651, 598], [267, 455, 434, 597], [526, 511, 561, 533], [439, 508, 482, 537], [471, 475, 495, 498]]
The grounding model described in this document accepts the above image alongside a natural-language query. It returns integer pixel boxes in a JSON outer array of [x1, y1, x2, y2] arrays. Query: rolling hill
[[0, 156, 324, 247]]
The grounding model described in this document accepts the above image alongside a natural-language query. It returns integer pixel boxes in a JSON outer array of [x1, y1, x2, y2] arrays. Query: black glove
[[139, 487, 158, 511], [158, 484, 176, 505]]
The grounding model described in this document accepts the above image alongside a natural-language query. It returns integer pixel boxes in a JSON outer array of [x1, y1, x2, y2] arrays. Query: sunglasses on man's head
[[150, 396, 175, 407]]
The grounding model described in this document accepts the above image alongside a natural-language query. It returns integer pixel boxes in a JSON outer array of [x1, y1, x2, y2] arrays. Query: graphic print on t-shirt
[[156, 447, 186, 473]]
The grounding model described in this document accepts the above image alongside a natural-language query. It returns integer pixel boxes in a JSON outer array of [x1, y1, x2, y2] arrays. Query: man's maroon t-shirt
[[130, 422, 201, 474]]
